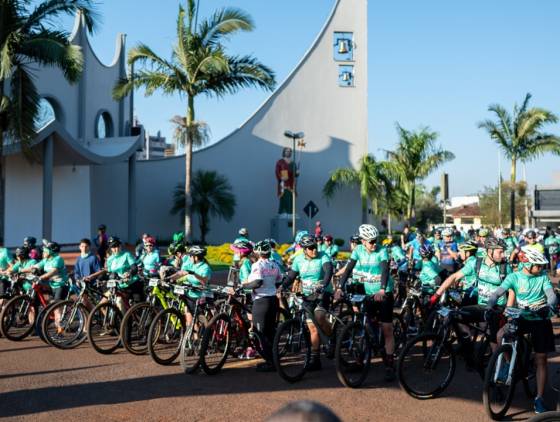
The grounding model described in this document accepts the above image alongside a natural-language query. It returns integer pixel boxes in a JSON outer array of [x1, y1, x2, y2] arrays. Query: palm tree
[[171, 170, 236, 244], [0, 0, 98, 239], [323, 154, 392, 224], [384, 124, 455, 221], [478, 93, 560, 229], [114, 0, 276, 239]]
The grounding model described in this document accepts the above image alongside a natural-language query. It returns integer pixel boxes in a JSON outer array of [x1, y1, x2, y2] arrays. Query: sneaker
[[256, 361, 275, 373], [384, 366, 396, 382], [534, 396, 548, 414], [496, 362, 510, 383], [244, 347, 256, 360], [307, 355, 322, 371]]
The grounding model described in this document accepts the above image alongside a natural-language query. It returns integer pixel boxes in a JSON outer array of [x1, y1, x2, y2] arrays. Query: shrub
[[334, 238, 344, 247]]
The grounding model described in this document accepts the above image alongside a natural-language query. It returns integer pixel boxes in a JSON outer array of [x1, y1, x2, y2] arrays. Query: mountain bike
[[483, 307, 543, 420], [398, 305, 492, 399], [335, 291, 405, 388]]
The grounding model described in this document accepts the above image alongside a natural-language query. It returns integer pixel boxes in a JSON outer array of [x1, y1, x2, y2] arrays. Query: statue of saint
[[275, 147, 296, 215]]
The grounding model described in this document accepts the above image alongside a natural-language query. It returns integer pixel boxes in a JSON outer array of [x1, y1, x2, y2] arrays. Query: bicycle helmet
[[44, 241, 60, 253], [358, 224, 378, 241], [189, 245, 207, 257], [442, 228, 453, 237], [521, 246, 548, 265], [350, 234, 361, 244], [15, 247, 28, 258], [485, 237, 506, 250], [315, 235, 323, 242], [419, 244, 434, 258], [231, 239, 253, 255], [294, 230, 309, 244], [238, 227, 249, 236], [501, 227, 511, 236], [525, 230, 537, 240], [415, 232, 425, 241], [23, 236, 37, 247], [299, 235, 317, 249], [267, 238, 278, 248], [459, 240, 478, 252], [108, 236, 121, 248], [172, 231, 185, 244], [478, 228, 490, 237], [254, 240, 272, 255], [323, 234, 333, 242], [144, 236, 156, 246]]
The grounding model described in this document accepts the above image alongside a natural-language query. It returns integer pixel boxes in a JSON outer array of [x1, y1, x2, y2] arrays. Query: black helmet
[[299, 235, 316, 249], [266, 238, 278, 248], [419, 244, 434, 258], [15, 247, 29, 258], [254, 240, 272, 255], [189, 245, 206, 257], [525, 230, 537, 239], [485, 237, 506, 250], [350, 234, 361, 244], [45, 241, 60, 253], [23, 237, 37, 247], [108, 236, 121, 248]]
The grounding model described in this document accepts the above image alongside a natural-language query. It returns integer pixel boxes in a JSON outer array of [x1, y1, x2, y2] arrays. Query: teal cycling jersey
[[36, 254, 68, 289], [106, 251, 137, 288], [503, 237, 518, 257], [461, 258, 511, 306], [181, 255, 193, 271], [350, 245, 393, 295], [545, 236, 559, 255], [239, 257, 252, 293], [460, 255, 477, 291], [323, 244, 339, 260], [185, 260, 212, 299], [271, 250, 285, 272], [12, 259, 37, 291], [500, 271, 553, 320], [418, 258, 441, 293], [140, 251, 160, 275], [0, 248, 12, 271], [390, 245, 406, 263], [291, 252, 332, 296]]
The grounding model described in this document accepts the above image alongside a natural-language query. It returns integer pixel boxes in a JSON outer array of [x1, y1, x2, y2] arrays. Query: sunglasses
[[367, 239, 376, 245]]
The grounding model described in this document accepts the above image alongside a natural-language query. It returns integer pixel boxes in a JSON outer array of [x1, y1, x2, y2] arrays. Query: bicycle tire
[[527, 412, 560, 422], [335, 320, 372, 388], [273, 318, 311, 383], [397, 332, 456, 399], [199, 313, 231, 375], [0, 295, 35, 341], [147, 307, 185, 365], [87, 302, 123, 354], [120, 302, 157, 355], [179, 314, 208, 374], [482, 343, 516, 420], [42, 300, 88, 349], [474, 336, 492, 380]]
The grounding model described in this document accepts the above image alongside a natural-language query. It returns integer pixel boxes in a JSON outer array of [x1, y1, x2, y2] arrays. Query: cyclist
[[231, 239, 254, 285], [285, 230, 309, 265], [74, 238, 101, 281], [94, 224, 108, 267], [282, 234, 333, 371], [316, 235, 325, 253], [486, 247, 557, 414], [476, 228, 490, 258], [0, 243, 12, 299], [436, 228, 459, 274], [544, 230, 559, 273], [406, 232, 432, 271], [418, 245, 442, 295], [429, 228, 442, 245], [267, 239, 286, 272], [233, 228, 251, 265], [457, 240, 479, 305], [322, 235, 339, 260], [338, 224, 396, 381], [511, 230, 544, 266], [501, 228, 519, 262], [384, 236, 407, 306], [138, 236, 160, 277], [430, 237, 513, 350], [23, 236, 41, 260], [349, 234, 361, 252], [242, 240, 282, 372]]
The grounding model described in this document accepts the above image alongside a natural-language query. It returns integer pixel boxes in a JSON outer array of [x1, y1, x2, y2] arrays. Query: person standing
[[74, 238, 101, 281], [275, 147, 296, 217], [94, 224, 108, 267]]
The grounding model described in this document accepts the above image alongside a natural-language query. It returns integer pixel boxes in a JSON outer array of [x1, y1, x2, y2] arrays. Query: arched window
[[35, 98, 56, 129], [95, 111, 114, 139]]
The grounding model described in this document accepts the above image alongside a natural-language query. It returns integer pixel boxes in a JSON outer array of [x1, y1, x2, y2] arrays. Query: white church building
[[3, 0, 369, 247]]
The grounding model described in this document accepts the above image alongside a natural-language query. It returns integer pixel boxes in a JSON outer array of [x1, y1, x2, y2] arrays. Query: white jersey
[[248, 258, 281, 300]]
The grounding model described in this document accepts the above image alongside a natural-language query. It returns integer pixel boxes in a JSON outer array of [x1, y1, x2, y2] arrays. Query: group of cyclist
[[1, 222, 559, 416]]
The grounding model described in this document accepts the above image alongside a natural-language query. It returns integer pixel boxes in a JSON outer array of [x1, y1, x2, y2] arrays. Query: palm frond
[[198, 7, 254, 46], [24, 0, 100, 34], [7, 63, 40, 149]]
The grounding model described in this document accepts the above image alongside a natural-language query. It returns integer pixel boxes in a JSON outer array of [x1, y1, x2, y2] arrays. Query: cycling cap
[[299, 235, 317, 249], [521, 246, 548, 265], [358, 224, 378, 241], [266, 238, 278, 248]]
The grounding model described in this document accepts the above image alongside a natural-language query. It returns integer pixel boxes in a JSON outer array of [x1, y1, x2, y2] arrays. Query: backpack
[[474, 257, 507, 284]]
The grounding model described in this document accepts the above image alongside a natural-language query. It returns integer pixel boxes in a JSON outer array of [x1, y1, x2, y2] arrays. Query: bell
[[342, 71, 351, 82], [337, 39, 349, 54]]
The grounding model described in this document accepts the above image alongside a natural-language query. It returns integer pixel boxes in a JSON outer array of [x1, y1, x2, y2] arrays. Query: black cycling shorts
[[459, 304, 501, 343], [0, 279, 10, 296], [364, 293, 394, 324], [303, 291, 331, 312], [123, 281, 144, 303], [518, 318, 555, 354], [52, 285, 69, 301]]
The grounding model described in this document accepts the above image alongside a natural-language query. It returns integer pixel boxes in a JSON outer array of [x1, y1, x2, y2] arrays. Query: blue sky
[[56, 0, 560, 196]]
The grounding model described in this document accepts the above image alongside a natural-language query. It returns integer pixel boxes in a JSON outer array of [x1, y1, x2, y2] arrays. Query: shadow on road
[[0, 364, 115, 381]]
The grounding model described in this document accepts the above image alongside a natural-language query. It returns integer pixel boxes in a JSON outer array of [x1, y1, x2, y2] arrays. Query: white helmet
[[358, 224, 378, 241], [442, 228, 453, 237], [521, 246, 549, 265]]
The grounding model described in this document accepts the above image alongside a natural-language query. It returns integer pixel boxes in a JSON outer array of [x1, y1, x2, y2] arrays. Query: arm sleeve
[[282, 269, 298, 289], [321, 261, 333, 287], [380, 261, 389, 290], [339, 259, 357, 290], [545, 287, 557, 308], [487, 287, 507, 308]]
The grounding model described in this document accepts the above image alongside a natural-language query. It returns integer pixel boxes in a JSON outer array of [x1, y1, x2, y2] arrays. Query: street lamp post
[[284, 130, 305, 238]]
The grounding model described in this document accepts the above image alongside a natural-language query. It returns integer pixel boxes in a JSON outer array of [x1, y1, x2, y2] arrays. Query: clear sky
[[56, 0, 560, 197]]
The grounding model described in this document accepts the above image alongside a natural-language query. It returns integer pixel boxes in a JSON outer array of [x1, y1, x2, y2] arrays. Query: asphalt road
[[2, 334, 557, 422]]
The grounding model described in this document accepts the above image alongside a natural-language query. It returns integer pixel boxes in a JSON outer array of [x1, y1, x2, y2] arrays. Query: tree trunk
[[200, 210, 208, 245], [184, 96, 195, 239], [361, 195, 367, 223], [510, 158, 516, 230], [0, 80, 5, 243], [387, 213, 392, 234], [406, 182, 416, 222]]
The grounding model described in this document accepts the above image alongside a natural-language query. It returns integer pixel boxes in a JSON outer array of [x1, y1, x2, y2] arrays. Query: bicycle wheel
[[392, 312, 407, 353], [147, 308, 185, 365], [179, 314, 208, 374], [0, 295, 35, 341], [335, 320, 372, 388], [87, 302, 123, 354], [424, 309, 444, 334], [483, 343, 516, 420], [474, 336, 492, 379], [273, 318, 311, 383], [199, 313, 231, 375], [527, 412, 560, 422], [120, 303, 157, 355], [521, 337, 537, 399], [42, 300, 88, 349], [397, 332, 456, 399]]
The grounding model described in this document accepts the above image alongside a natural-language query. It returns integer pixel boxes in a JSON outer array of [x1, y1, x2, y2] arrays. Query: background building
[[137, 130, 174, 160]]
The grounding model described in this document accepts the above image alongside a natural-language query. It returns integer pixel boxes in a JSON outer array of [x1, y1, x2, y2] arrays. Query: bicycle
[[398, 304, 493, 399], [272, 290, 352, 383], [335, 291, 406, 388], [483, 307, 543, 420]]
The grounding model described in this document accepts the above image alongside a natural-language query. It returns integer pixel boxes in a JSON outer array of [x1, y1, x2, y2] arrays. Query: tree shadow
[[0, 364, 115, 381]]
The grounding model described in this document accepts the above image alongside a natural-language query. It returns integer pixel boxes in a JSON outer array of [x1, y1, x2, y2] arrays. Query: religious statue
[[275, 147, 296, 215]]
